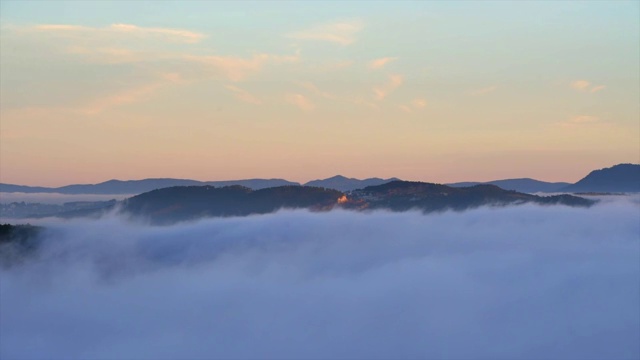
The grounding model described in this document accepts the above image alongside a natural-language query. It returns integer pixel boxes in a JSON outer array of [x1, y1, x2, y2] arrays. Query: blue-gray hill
[[561, 164, 640, 193], [0, 178, 300, 195], [447, 178, 570, 193]]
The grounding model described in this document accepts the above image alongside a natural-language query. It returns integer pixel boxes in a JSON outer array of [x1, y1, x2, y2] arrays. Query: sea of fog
[[1, 196, 639, 359]]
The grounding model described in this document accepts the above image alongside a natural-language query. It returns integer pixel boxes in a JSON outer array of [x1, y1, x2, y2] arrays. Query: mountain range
[[1, 163, 638, 196], [0, 176, 400, 195], [447, 179, 571, 193], [0, 178, 299, 195], [448, 164, 639, 193]]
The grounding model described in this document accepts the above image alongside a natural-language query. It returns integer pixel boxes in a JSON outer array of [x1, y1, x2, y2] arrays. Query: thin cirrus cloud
[[296, 81, 335, 99], [373, 74, 403, 101], [308, 60, 355, 72], [570, 80, 606, 93], [78, 73, 184, 115], [368, 57, 397, 70], [185, 53, 299, 82], [470, 85, 498, 96], [33, 23, 206, 43], [294, 81, 383, 111], [412, 99, 427, 108], [285, 93, 315, 111], [30, 24, 300, 82], [398, 104, 412, 113], [570, 115, 600, 123], [225, 85, 262, 105], [399, 98, 427, 113], [1, 73, 183, 120], [287, 20, 364, 46], [556, 115, 603, 129], [65, 46, 156, 64]]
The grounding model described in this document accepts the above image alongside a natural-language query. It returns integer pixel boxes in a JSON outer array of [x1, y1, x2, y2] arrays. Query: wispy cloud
[[373, 74, 403, 101], [296, 81, 334, 99], [287, 20, 364, 46], [307, 60, 355, 72], [225, 85, 262, 105], [285, 93, 315, 111], [78, 73, 183, 115], [368, 57, 397, 70], [35, 24, 91, 31], [589, 85, 607, 93], [18, 23, 300, 81], [399, 105, 412, 113], [296, 81, 380, 110], [570, 80, 606, 93], [556, 115, 606, 129], [470, 86, 497, 96], [185, 52, 299, 82], [65, 46, 154, 64], [34, 23, 206, 43], [2, 73, 184, 118], [398, 98, 427, 113], [569, 115, 599, 123], [109, 23, 205, 43], [412, 99, 427, 109], [570, 80, 591, 91], [186, 54, 269, 82]]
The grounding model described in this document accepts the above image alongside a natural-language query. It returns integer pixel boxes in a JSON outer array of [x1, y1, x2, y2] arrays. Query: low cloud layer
[[1, 198, 639, 359]]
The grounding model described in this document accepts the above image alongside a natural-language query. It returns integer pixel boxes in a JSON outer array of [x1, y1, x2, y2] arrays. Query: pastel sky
[[1, 1, 638, 186]]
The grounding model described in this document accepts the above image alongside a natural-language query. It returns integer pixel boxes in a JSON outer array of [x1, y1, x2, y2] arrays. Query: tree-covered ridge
[[121, 185, 344, 224], [119, 182, 594, 224], [345, 181, 594, 212]]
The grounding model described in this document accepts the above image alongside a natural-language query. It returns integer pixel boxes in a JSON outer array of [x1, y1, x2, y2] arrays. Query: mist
[[1, 198, 639, 360]]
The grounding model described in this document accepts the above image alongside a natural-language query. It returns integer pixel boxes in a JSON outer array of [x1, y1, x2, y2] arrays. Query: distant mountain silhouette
[[561, 164, 640, 193], [0, 178, 300, 195], [304, 175, 400, 191], [117, 182, 593, 224], [3, 163, 636, 197], [448, 178, 570, 193]]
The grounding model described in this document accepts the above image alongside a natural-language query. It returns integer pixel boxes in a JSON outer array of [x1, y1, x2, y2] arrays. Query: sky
[[1, 1, 638, 186]]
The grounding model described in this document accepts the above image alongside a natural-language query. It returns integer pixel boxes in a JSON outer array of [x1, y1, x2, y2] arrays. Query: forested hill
[[118, 182, 593, 224], [343, 181, 593, 212], [121, 185, 343, 224], [562, 164, 640, 193]]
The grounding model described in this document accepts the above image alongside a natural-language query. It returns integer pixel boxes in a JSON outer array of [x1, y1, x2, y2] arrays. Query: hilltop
[[117, 181, 593, 224], [304, 175, 400, 192], [562, 164, 640, 193]]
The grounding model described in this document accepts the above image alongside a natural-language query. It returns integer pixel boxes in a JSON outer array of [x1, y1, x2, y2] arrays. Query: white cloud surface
[[1, 197, 639, 360]]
